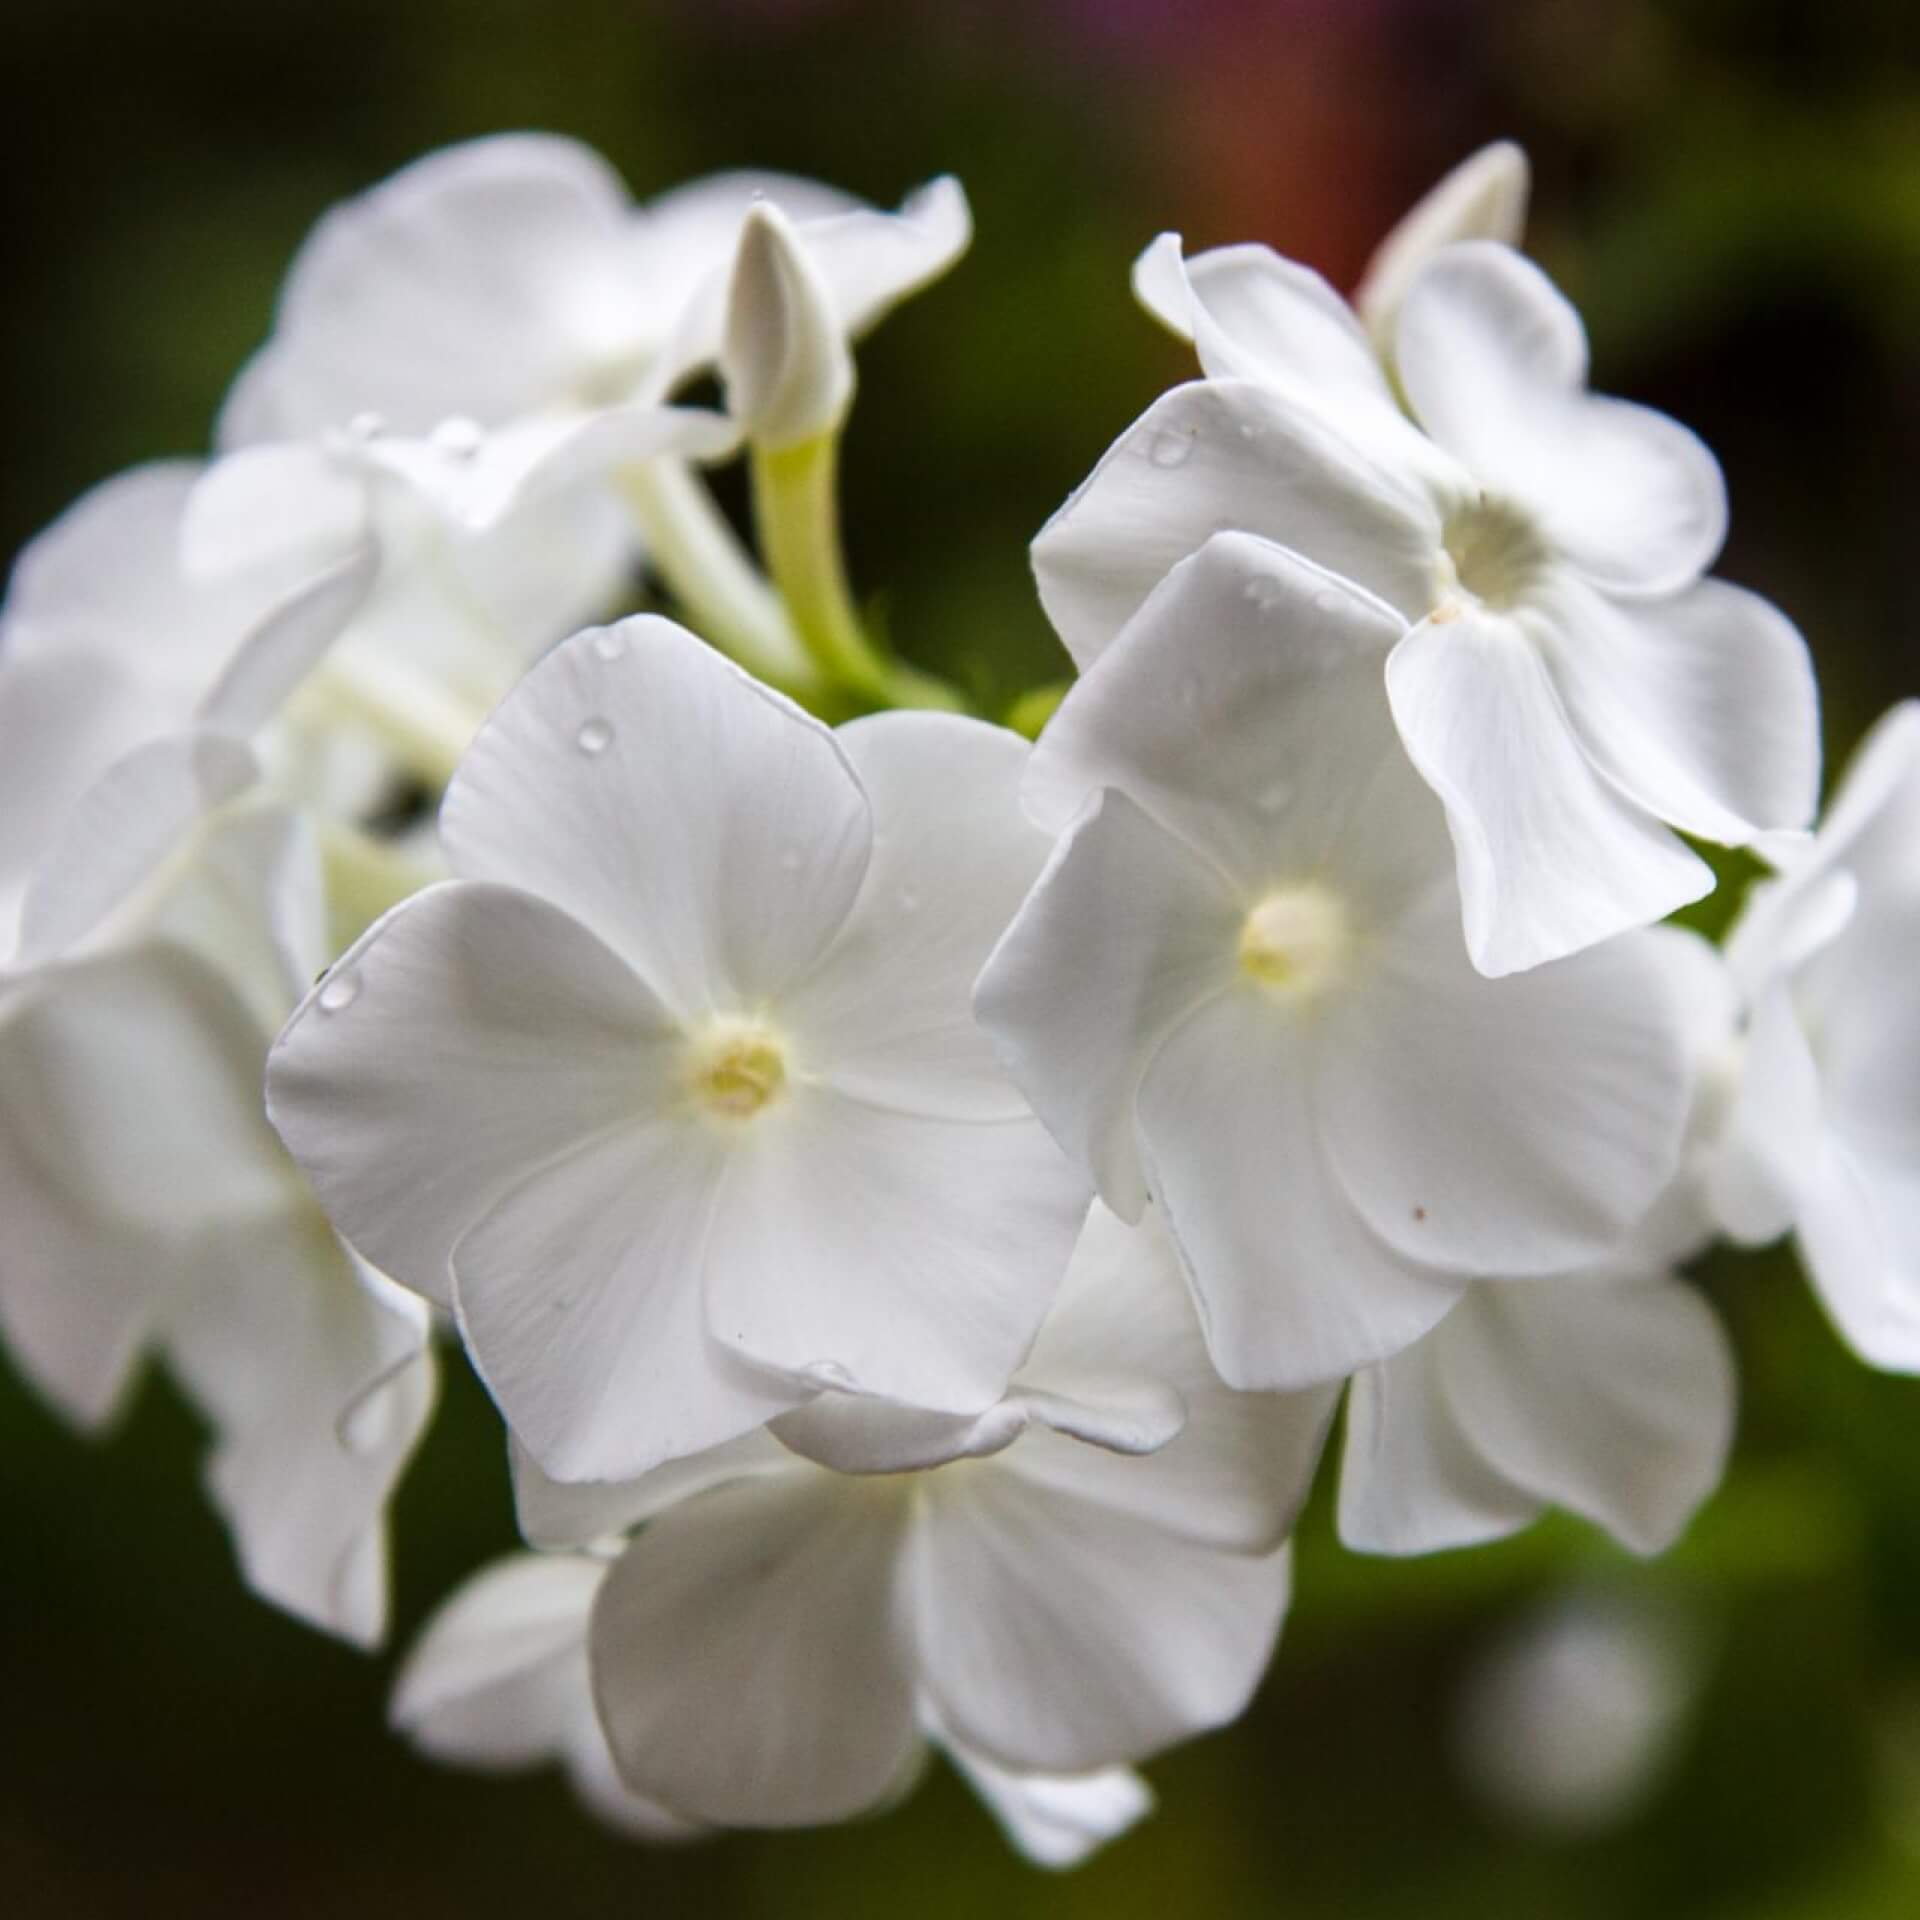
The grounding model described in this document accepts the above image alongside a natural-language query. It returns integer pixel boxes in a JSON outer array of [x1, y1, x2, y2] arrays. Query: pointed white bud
[[721, 201, 855, 450]]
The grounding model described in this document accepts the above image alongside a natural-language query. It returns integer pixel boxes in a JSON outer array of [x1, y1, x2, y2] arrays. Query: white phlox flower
[[393, 1549, 1153, 1867], [220, 134, 968, 523], [976, 532, 1692, 1390], [266, 615, 1089, 1484], [505, 1201, 1333, 1831], [1041, 224, 1819, 976], [0, 803, 433, 1645], [1706, 702, 1920, 1369], [1338, 922, 1738, 1556]]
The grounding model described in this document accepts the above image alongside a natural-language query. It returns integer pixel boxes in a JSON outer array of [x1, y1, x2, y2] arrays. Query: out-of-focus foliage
[[3, 1, 1920, 1914]]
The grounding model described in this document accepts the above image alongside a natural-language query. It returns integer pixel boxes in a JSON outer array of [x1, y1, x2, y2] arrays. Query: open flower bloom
[[1339, 921, 1737, 1555], [268, 616, 1088, 1483], [1039, 237, 1818, 976], [977, 533, 1690, 1390], [1708, 702, 1920, 1369], [219, 135, 968, 519], [394, 1549, 1152, 1867], [0, 804, 432, 1645], [505, 1201, 1333, 1830]]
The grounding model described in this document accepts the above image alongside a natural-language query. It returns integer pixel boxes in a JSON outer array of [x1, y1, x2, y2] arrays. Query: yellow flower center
[[684, 1019, 789, 1121], [1238, 885, 1351, 1001], [1434, 495, 1550, 617]]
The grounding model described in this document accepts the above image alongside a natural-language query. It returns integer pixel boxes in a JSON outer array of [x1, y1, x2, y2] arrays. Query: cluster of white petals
[[1, 128, 1913, 1864]]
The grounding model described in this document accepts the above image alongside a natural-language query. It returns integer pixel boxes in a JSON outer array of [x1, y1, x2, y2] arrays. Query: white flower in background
[[268, 616, 1088, 1483], [0, 805, 432, 1646], [1041, 237, 1818, 976], [1453, 1590, 1704, 1833], [219, 136, 966, 528], [1340, 923, 1738, 1556], [1708, 702, 1920, 1369], [508, 1202, 1332, 1829], [393, 1550, 1153, 1867], [976, 533, 1689, 1389], [222, 134, 968, 446], [0, 462, 369, 968]]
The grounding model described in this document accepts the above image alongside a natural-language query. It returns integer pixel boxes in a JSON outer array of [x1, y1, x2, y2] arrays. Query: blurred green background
[[6, 0, 1920, 1913]]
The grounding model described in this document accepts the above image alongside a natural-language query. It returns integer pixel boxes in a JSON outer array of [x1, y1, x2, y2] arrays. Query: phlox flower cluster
[[0, 131, 1910, 1864]]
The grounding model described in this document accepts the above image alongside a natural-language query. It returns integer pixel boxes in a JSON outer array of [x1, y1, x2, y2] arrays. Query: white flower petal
[[166, 1223, 434, 1647], [1396, 243, 1726, 595], [1438, 1276, 1736, 1554], [9, 732, 261, 976], [975, 788, 1243, 1219], [1006, 1203, 1338, 1550], [392, 1552, 608, 1769], [441, 618, 871, 1017], [221, 135, 639, 442], [1138, 987, 1464, 1388], [806, 174, 973, 337], [181, 444, 369, 583], [590, 1472, 919, 1826], [704, 1087, 1086, 1417], [1706, 978, 1822, 1245], [1319, 903, 1689, 1275], [0, 941, 299, 1423], [1031, 380, 1438, 669], [783, 712, 1052, 1122], [1796, 1142, 1920, 1372], [1024, 531, 1444, 912], [1530, 575, 1819, 847], [940, 1730, 1152, 1870], [912, 1468, 1291, 1773], [1356, 140, 1531, 349], [454, 1120, 807, 1483], [1339, 1340, 1541, 1555], [1386, 610, 1713, 976], [266, 880, 684, 1307], [511, 1427, 803, 1550]]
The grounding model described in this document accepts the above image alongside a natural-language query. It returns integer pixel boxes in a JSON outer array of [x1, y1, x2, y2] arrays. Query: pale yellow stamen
[[1238, 885, 1351, 1001], [1434, 495, 1550, 617], [684, 1019, 789, 1121]]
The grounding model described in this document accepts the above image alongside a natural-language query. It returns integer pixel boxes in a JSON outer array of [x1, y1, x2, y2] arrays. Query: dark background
[[5, 1, 1920, 1913]]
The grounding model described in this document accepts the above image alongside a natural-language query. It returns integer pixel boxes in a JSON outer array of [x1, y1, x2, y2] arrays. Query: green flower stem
[[619, 459, 822, 700], [750, 433, 965, 713], [296, 653, 482, 793]]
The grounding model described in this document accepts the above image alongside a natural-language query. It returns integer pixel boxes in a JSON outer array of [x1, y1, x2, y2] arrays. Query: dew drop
[[317, 969, 361, 1014], [591, 628, 628, 662], [549, 1291, 576, 1314], [346, 411, 387, 443], [1146, 428, 1194, 469], [1242, 577, 1286, 614], [576, 717, 613, 756], [430, 415, 485, 459], [339, 1392, 389, 1457], [805, 1359, 856, 1390]]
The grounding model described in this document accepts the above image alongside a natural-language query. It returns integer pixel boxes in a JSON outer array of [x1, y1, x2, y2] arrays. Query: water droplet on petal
[[339, 1389, 392, 1456], [804, 1359, 856, 1391], [346, 411, 387, 443], [591, 628, 628, 662], [1146, 427, 1194, 469], [430, 415, 485, 459], [549, 1291, 576, 1314], [576, 717, 613, 756], [317, 970, 361, 1014]]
